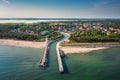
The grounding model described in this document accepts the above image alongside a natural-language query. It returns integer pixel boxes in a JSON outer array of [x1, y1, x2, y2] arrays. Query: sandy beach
[[0, 39, 45, 48], [0, 39, 108, 53], [60, 47, 108, 54]]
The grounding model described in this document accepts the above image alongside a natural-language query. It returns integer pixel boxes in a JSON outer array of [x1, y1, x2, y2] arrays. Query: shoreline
[[0, 39, 118, 54], [0, 39, 45, 48], [60, 46, 108, 54]]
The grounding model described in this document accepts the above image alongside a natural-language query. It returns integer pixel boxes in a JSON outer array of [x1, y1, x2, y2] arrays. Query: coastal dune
[[0, 39, 45, 48]]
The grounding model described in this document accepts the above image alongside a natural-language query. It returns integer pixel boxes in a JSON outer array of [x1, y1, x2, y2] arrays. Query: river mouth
[[0, 43, 120, 80]]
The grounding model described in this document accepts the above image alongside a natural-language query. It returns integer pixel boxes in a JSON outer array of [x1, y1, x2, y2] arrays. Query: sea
[[0, 18, 120, 23], [0, 44, 120, 80]]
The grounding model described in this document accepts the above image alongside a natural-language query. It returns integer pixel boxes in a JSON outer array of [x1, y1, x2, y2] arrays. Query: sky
[[0, 0, 120, 18]]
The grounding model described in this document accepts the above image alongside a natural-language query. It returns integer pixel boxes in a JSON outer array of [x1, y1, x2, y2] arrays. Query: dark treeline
[[0, 32, 62, 41], [0, 32, 39, 41], [69, 31, 120, 42], [102, 21, 120, 29], [0, 23, 19, 32]]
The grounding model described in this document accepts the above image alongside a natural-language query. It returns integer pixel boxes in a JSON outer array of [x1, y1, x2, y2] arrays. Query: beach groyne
[[56, 43, 64, 73], [39, 46, 48, 67], [39, 38, 49, 67], [56, 33, 68, 73]]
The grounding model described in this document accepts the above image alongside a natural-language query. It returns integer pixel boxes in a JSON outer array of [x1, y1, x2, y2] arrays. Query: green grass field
[[60, 41, 120, 46]]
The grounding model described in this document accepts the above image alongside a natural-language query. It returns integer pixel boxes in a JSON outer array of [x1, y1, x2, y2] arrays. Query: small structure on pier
[[59, 49, 65, 58]]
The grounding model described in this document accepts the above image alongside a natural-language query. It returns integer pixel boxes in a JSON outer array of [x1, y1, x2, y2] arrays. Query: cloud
[[1, 0, 10, 4]]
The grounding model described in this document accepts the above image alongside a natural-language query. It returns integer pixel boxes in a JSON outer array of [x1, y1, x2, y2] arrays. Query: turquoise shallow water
[[0, 44, 120, 80]]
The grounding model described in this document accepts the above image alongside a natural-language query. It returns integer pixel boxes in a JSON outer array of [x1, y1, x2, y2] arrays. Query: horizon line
[[0, 18, 120, 19]]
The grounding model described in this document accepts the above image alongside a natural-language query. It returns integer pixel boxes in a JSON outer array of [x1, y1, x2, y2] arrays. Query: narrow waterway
[[47, 33, 68, 70]]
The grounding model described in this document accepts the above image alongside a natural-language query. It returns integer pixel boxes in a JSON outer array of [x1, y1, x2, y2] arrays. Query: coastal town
[[0, 20, 120, 53], [9, 21, 120, 36]]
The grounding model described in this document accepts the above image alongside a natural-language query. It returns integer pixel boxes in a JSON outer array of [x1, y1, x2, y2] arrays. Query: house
[[106, 31, 111, 36], [117, 29, 120, 33]]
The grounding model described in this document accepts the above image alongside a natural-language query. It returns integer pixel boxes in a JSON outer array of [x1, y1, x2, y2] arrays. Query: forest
[[69, 30, 120, 42]]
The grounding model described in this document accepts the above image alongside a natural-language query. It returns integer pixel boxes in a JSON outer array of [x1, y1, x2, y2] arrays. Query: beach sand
[[0, 39, 108, 53], [60, 47, 108, 54], [0, 39, 45, 48]]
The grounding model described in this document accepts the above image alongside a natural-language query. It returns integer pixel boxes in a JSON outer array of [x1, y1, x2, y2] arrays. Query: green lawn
[[60, 41, 120, 46]]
